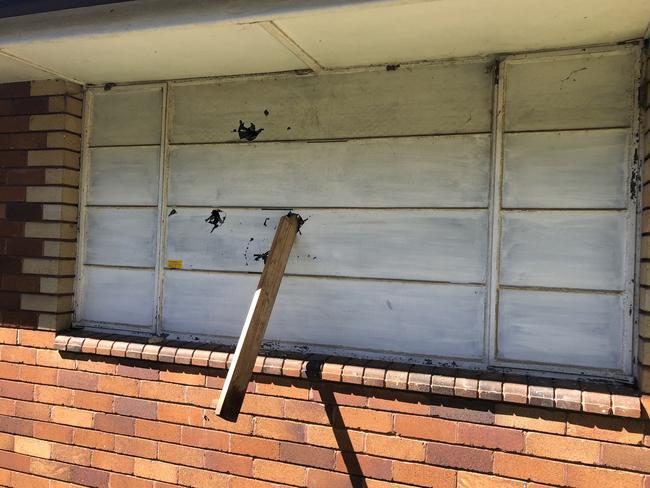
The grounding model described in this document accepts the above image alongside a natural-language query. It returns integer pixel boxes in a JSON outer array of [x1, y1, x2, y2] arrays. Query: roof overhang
[[0, 0, 649, 85]]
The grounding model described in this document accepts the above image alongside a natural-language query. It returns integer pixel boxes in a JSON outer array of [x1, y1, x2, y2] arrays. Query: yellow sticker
[[167, 259, 183, 269]]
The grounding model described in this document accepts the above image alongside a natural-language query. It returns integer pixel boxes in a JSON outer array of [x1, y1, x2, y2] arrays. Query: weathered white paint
[[71, 44, 640, 379], [4, 22, 306, 84], [84, 208, 158, 267], [503, 129, 629, 209], [168, 135, 491, 207], [497, 289, 623, 369], [90, 87, 163, 146], [166, 208, 489, 283], [80, 266, 155, 327], [162, 270, 485, 359], [87, 146, 161, 206], [276, 0, 650, 69], [1, 0, 649, 84], [170, 61, 493, 143], [500, 211, 626, 290], [0, 52, 52, 82], [504, 49, 636, 131]]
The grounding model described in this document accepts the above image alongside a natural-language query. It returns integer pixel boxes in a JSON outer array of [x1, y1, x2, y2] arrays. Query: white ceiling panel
[[3, 22, 307, 83], [276, 0, 650, 68], [0, 0, 647, 84], [0, 53, 52, 82]]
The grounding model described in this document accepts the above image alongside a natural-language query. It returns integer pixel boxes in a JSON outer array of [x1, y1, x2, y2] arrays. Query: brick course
[[0, 327, 647, 487], [0, 80, 81, 332]]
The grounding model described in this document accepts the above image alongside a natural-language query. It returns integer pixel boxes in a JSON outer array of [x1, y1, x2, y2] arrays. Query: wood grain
[[216, 214, 298, 421]]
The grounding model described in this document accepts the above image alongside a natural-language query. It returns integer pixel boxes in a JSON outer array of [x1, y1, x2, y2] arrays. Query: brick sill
[[53, 330, 644, 419]]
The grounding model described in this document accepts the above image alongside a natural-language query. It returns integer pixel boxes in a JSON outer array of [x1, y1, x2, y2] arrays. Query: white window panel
[[87, 146, 161, 206], [90, 87, 163, 146], [500, 211, 626, 291], [166, 208, 489, 283], [80, 267, 155, 328], [170, 61, 493, 143], [168, 135, 491, 208], [497, 289, 623, 370], [504, 48, 636, 131], [163, 271, 485, 360], [503, 129, 629, 209], [85, 208, 158, 267], [74, 45, 640, 378]]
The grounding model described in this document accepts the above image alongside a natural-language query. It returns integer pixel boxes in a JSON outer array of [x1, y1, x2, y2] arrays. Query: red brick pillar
[[640, 50, 650, 395], [0, 80, 82, 331]]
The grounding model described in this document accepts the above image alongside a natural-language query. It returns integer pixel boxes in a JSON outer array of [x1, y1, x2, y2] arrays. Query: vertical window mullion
[[72, 89, 94, 325], [486, 59, 506, 367], [625, 46, 645, 376], [153, 82, 172, 334]]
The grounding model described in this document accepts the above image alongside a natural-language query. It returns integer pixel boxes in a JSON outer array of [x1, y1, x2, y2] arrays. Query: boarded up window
[[75, 45, 640, 379]]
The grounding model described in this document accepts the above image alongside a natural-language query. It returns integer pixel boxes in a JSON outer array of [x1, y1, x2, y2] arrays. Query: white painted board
[[168, 135, 491, 208], [499, 211, 626, 290], [166, 208, 489, 283], [162, 270, 485, 360], [503, 129, 629, 208], [497, 289, 623, 370], [90, 87, 163, 146], [84, 207, 158, 267], [80, 266, 155, 327], [87, 146, 161, 206], [170, 61, 493, 143], [504, 49, 636, 131]]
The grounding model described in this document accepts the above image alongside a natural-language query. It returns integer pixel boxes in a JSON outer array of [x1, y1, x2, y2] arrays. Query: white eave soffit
[[0, 0, 648, 85]]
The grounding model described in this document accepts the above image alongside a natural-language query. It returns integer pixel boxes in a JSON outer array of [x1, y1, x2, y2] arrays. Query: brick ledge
[[53, 330, 643, 419]]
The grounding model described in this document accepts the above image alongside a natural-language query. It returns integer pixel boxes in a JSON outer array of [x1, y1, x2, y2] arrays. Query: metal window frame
[[73, 82, 167, 334], [73, 43, 644, 383], [486, 43, 642, 381]]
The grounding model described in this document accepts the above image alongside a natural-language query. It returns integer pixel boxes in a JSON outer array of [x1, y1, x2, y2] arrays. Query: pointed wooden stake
[[216, 214, 299, 421]]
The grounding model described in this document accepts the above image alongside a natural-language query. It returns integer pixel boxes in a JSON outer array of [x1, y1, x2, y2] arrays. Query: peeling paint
[[254, 251, 269, 264], [287, 211, 308, 234], [235, 120, 264, 141], [205, 209, 226, 232], [244, 237, 254, 266]]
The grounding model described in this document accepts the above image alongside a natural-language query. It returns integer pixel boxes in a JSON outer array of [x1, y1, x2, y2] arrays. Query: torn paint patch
[[286, 211, 308, 234], [235, 120, 264, 141], [205, 209, 226, 232], [254, 251, 269, 264], [244, 237, 254, 266]]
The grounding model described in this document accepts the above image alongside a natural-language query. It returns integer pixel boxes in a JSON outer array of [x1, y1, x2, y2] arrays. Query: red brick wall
[[0, 80, 81, 332], [0, 327, 649, 488]]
